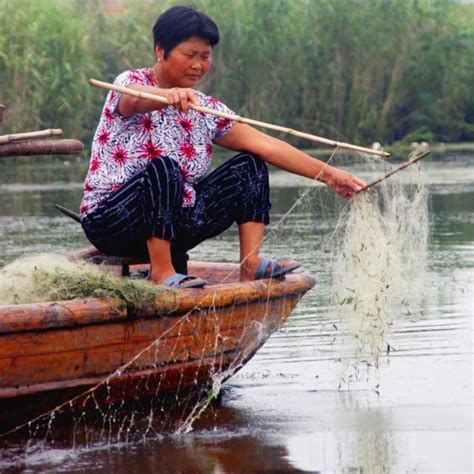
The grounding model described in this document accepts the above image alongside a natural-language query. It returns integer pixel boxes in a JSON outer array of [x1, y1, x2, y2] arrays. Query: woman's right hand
[[119, 83, 197, 116], [163, 87, 199, 113]]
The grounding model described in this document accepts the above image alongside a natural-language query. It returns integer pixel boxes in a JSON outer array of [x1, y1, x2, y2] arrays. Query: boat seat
[[85, 253, 150, 277], [55, 204, 150, 276]]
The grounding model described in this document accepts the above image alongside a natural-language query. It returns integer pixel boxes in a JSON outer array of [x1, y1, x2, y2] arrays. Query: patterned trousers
[[81, 153, 271, 273]]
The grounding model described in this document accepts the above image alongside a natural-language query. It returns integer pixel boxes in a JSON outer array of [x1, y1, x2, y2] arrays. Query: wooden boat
[[0, 248, 315, 433]]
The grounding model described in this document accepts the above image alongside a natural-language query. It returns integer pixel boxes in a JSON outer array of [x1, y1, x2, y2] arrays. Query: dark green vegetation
[[32, 266, 169, 311], [1, 0, 473, 149]]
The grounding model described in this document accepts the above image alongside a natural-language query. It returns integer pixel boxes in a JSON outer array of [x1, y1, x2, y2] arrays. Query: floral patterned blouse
[[80, 68, 235, 216]]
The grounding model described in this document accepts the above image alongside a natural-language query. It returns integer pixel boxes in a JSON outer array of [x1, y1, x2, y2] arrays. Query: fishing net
[[0, 254, 168, 307], [0, 147, 429, 449], [331, 153, 429, 387]]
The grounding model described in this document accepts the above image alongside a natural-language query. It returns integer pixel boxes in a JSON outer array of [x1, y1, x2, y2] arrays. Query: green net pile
[[0, 254, 167, 308]]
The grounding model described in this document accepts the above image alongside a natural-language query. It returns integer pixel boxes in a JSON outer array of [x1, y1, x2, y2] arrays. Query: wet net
[[331, 152, 429, 387]]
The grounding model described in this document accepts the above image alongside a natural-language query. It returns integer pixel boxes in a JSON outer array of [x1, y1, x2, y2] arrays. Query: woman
[[81, 5, 365, 288]]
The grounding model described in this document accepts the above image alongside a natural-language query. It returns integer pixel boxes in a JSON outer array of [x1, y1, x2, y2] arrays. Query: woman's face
[[156, 36, 212, 88]]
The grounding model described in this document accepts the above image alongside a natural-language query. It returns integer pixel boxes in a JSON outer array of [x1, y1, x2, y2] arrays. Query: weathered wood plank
[[0, 298, 128, 334], [0, 297, 294, 359], [0, 353, 238, 401], [0, 328, 250, 387]]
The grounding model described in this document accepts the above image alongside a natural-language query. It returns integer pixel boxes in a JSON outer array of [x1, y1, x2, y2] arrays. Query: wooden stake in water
[[89, 78, 390, 158]]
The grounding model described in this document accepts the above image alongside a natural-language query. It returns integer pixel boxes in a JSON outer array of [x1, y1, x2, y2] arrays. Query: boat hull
[[0, 262, 315, 433]]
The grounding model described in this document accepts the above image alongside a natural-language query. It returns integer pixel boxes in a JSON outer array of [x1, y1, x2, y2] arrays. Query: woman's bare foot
[[240, 256, 261, 281], [149, 266, 176, 285], [240, 257, 299, 281]]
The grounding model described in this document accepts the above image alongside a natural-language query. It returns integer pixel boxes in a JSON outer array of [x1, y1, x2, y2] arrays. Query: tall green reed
[[0, 0, 472, 149]]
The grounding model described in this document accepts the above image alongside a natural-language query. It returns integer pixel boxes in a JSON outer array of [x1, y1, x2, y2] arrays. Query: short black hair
[[152, 5, 220, 58]]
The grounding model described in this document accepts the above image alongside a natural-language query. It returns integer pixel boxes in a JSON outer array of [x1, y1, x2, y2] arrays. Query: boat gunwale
[[0, 268, 316, 335]]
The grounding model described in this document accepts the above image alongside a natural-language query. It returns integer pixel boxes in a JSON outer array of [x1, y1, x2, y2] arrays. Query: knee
[[243, 153, 269, 190], [228, 152, 269, 202], [229, 153, 269, 188]]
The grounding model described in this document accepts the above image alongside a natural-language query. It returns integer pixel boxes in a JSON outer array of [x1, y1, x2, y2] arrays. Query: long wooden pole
[[0, 129, 63, 145], [89, 78, 390, 158], [0, 139, 84, 157], [357, 150, 431, 193]]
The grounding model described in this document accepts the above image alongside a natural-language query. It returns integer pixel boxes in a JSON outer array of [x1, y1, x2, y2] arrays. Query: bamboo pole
[[0, 139, 84, 157], [357, 150, 431, 193], [89, 79, 390, 158], [0, 128, 63, 145]]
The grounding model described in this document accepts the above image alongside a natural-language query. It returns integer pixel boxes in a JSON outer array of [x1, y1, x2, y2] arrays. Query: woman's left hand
[[322, 166, 366, 200]]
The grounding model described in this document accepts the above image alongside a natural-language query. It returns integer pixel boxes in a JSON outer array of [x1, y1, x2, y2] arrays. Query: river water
[[0, 152, 472, 473]]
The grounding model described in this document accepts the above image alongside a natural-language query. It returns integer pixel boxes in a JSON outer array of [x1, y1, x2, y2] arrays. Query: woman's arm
[[216, 123, 366, 200], [118, 85, 199, 116]]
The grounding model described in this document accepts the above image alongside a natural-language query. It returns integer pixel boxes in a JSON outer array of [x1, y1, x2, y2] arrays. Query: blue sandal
[[162, 274, 207, 288], [255, 258, 302, 280]]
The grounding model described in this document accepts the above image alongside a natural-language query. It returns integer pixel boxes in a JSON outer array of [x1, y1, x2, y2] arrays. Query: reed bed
[[0, 0, 473, 148]]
